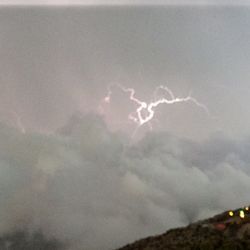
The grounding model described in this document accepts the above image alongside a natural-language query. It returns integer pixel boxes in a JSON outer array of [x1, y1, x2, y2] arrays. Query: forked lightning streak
[[102, 83, 209, 128]]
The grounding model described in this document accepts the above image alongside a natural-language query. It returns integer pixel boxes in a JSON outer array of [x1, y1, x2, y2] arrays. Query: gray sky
[[1, 5, 250, 140], [1, 0, 250, 6]]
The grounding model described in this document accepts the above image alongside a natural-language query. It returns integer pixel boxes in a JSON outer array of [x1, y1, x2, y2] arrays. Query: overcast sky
[[1, 0, 250, 6], [1, 5, 250, 140], [0, 4, 250, 250]]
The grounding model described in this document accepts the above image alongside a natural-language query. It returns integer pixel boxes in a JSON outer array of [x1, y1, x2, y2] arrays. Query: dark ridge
[[118, 206, 250, 250]]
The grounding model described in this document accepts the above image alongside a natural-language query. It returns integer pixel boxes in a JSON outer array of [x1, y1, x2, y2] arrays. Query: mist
[[0, 114, 249, 249], [1, 5, 250, 250]]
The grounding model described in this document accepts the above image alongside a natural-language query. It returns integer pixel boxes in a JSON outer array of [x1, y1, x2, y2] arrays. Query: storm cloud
[[0, 114, 249, 249], [1, 5, 250, 250], [1, 6, 250, 140]]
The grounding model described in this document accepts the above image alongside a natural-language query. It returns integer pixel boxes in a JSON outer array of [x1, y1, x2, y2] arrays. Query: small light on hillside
[[239, 210, 245, 219], [245, 207, 249, 211], [228, 211, 234, 217]]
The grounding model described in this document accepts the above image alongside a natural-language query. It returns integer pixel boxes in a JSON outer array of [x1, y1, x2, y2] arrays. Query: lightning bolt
[[101, 83, 209, 130], [11, 111, 26, 134]]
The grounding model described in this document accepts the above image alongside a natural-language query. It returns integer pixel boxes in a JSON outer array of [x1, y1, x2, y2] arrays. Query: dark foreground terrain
[[118, 206, 250, 250], [0, 206, 249, 250]]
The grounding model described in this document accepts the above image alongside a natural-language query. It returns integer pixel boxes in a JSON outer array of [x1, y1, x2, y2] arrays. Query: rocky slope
[[118, 206, 250, 250]]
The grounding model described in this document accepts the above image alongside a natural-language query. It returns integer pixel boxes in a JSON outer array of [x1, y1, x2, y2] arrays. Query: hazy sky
[[1, 4, 250, 250], [1, 0, 250, 6], [1, 5, 250, 140]]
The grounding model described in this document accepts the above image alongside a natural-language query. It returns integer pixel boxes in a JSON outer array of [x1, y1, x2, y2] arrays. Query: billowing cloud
[[0, 114, 249, 249]]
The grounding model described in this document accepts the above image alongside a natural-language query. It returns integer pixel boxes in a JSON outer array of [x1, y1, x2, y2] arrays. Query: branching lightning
[[101, 83, 209, 129]]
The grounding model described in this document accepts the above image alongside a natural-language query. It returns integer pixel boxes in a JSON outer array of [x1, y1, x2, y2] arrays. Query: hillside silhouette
[[118, 205, 250, 250]]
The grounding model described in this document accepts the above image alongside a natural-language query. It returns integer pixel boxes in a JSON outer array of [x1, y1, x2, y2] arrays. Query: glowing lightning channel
[[102, 83, 209, 128], [11, 111, 26, 134]]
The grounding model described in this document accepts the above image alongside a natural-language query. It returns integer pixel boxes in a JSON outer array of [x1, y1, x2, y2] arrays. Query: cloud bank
[[0, 113, 250, 249]]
